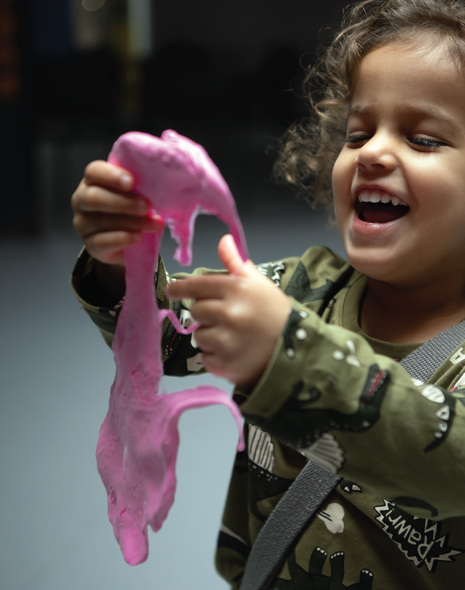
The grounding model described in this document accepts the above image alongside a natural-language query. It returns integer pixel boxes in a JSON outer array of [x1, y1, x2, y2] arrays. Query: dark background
[[1, 3, 350, 588], [2, 0, 350, 233]]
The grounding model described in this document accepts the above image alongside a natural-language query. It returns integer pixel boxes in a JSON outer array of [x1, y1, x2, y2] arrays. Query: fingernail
[[120, 174, 132, 189], [148, 209, 164, 227]]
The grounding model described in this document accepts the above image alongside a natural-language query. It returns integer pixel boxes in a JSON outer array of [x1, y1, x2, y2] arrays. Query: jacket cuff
[[237, 298, 318, 423]]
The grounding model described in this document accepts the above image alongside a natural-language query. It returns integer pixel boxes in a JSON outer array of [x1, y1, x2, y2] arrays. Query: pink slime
[[96, 130, 247, 566]]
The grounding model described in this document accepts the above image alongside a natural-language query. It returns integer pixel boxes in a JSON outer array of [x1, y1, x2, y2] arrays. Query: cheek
[[332, 151, 351, 197], [332, 153, 352, 219]]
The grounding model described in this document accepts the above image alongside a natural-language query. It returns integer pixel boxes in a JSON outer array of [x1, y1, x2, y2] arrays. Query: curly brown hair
[[274, 0, 465, 210]]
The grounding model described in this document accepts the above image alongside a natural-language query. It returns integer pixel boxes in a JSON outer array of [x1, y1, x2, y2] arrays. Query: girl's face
[[332, 41, 465, 288]]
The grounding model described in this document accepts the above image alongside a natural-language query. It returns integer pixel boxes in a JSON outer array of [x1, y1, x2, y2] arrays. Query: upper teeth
[[358, 190, 405, 207]]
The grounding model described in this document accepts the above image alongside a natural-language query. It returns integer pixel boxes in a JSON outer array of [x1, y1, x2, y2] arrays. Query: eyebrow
[[348, 104, 460, 135]]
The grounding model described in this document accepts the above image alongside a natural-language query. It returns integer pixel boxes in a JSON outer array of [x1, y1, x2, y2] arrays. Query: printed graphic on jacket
[[247, 425, 295, 523], [245, 359, 389, 452], [273, 546, 374, 589], [375, 500, 463, 573]]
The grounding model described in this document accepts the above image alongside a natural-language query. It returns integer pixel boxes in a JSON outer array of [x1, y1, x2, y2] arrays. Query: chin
[[345, 248, 402, 283]]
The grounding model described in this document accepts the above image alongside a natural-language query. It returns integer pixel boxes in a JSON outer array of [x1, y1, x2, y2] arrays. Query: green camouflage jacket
[[71, 245, 465, 590]]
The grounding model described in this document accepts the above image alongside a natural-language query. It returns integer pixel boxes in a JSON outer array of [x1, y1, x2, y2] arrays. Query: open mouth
[[355, 191, 409, 224]]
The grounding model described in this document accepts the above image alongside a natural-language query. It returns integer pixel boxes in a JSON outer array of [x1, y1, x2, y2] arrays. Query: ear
[[218, 234, 255, 276]]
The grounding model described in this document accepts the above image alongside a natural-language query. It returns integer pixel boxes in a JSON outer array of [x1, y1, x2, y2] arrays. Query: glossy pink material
[[96, 131, 247, 565], [109, 129, 248, 265]]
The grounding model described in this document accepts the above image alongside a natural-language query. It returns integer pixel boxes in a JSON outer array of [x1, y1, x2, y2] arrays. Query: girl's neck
[[360, 278, 465, 344]]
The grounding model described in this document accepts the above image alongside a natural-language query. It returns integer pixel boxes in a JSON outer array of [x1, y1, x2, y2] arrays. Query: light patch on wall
[[82, 0, 106, 12]]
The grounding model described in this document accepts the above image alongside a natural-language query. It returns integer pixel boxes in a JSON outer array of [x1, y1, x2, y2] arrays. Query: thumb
[[218, 234, 255, 276]]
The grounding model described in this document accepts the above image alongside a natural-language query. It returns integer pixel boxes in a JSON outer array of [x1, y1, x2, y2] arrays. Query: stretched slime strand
[[96, 130, 247, 565]]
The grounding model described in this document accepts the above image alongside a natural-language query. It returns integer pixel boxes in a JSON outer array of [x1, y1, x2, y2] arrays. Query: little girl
[[71, 0, 465, 587]]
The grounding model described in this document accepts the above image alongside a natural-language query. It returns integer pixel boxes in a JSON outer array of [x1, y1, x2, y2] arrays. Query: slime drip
[[96, 130, 247, 566]]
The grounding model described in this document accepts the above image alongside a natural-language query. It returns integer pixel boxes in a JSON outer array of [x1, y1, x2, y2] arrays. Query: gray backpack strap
[[239, 319, 465, 590], [239, 460, 339, 590], [397, 319, 465, 382]]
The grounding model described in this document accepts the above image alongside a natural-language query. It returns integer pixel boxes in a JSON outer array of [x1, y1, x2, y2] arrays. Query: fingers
[[71, 159, 163, 265], [71, 161, 147, 219], [83, 230, 142, 266], [192, 325, 244, 378], [165, 234, 291, 386], [74, 185, 148, 217], [218, 234, 247, 274], [73, 208, 161, 239], [165, 274, 237, 302], [84, 160, 134, 192], [72, 207, 162, 265], [166, 234, 259, 301], [76, 214, 162, 265], [218, 234, 265, 282]]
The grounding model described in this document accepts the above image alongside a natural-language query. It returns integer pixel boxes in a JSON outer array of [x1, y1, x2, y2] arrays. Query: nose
[[356, 131, 397, 172]]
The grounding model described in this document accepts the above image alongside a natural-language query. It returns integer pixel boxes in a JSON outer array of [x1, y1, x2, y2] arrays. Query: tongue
[[360, 203, 408, 224]]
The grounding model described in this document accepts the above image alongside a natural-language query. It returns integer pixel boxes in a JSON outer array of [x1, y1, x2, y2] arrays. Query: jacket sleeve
[[237, 295, 465, 521], [71, 247, 465, 520], [70, 248, 218, 376]]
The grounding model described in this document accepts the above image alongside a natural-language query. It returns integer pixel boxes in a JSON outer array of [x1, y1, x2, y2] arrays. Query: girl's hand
[[165, 234, 291, 387], [71, 160, 163, 266]]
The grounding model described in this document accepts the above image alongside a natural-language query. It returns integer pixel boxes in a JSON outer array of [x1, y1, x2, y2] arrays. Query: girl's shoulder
[[258, 245, 352, 290]]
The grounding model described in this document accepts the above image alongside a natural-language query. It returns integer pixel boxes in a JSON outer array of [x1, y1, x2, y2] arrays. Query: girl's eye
[[344, 133, 447, 150], [344, 134, 371, 146], [410, 137, 445, 150]]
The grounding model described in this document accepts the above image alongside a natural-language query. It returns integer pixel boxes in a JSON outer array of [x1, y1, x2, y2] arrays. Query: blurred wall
[[0, 3, 351, 589], [1, 0, 350, 232]]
